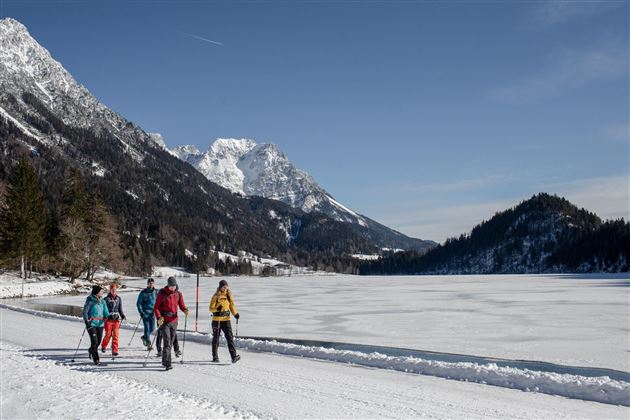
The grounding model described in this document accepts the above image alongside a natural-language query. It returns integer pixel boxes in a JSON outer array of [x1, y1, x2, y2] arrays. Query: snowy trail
[[1, 306, 628, 419]]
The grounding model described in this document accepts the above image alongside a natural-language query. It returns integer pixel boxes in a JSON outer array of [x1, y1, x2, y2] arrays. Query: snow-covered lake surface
[[40, 273, 630, 372]]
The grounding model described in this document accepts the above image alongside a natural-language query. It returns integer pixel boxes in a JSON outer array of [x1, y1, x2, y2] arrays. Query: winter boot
[[141, 336, 148, 347], [231, 355, 241, 364], [112, 352, 119, 356], [212, 357, 220, 363], [175, 350, 182, 358], [165, 365, 173, 371]]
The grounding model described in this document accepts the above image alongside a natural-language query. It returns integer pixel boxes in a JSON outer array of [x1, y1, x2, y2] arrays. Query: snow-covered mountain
[[172, 138, 435, 250], [0, 18, 159, 161], [172, 138, 369, 225], [0, 17, 434, 257]]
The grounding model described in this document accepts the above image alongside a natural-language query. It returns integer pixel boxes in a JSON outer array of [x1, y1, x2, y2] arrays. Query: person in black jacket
[[101, 282, 126, 356]]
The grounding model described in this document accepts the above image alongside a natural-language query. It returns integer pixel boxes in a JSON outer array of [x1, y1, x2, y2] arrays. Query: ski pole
[[143, 324, 160, 367], [180, 314, 188, 364], [71, 326, 87, 362], [235, 318, 238, 338], [128, 318, 142, 346]]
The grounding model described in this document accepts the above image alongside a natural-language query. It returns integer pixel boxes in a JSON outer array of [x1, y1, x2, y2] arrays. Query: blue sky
[[2, 0, 628, 242]]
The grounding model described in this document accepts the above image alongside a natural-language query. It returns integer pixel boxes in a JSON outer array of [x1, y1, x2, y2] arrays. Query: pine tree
[[0, 157, 47, 279], [61, 168, 87, 222], [83, 189, 107, 281]]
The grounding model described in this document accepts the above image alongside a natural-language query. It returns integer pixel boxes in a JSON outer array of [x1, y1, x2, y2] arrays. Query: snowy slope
[[1, 306, 627, 418], [173, 138, 435, 251], [0, 18, 159, 159], [173, 138, 363, 222]]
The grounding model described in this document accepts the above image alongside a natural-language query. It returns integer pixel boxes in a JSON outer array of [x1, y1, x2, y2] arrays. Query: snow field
[[1, 305, 627, 419], [1, 302, 628, 407], [0, 341, 242, 419]]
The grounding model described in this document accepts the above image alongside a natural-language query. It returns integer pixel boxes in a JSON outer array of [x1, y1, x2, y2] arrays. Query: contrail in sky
[[180, 31, 224, 46]]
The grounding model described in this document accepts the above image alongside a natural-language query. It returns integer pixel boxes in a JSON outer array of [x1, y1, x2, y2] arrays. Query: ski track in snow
[[0, 303, 629, 419], [0, 342, 245, 420]]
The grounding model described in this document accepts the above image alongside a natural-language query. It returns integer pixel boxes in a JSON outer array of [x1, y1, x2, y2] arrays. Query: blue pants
[[142, 315, 155, 343]]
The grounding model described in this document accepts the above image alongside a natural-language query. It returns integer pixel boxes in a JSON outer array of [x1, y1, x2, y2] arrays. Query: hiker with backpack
[[101, 282, 126, 356], [154, 276, 189, 370], [136, 278, 157, 350], [210, 279, 240, 363], [82, 285, 110, 365]]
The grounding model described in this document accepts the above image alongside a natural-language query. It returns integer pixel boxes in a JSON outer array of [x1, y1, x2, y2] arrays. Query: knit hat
[[167, 276, 177, 287], [218, 279, 228, 288], [91, 285, 103, 295]]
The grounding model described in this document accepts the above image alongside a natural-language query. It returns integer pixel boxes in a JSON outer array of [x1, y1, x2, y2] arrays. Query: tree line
[[0, 157, 122, 280], [360, 193, 630, 275]]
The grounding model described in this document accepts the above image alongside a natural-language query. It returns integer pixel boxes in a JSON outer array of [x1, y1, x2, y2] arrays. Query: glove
[[121, 315, 126, 321], [234, 313, 240, 320], [157, 317, 164, 327], [184, 308, 189, 316], [85, 321, 91, 329]]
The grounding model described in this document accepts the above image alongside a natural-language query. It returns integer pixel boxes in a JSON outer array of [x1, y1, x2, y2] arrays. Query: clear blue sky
[[2, 0, 628, 242]]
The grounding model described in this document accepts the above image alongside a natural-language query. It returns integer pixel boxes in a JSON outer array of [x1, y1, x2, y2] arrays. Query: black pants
[[160, 321, 177, 367], [212, 320, 237, 360], [87, 326, 103, 362], [157, 327, 179, 353]]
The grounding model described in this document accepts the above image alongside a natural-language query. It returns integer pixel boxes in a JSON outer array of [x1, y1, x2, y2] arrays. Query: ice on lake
[[45, 273, 629, 371]]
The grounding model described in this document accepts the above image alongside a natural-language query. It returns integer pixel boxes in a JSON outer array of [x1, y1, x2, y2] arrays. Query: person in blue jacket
[[136, 278, 157, 350], [82, 285, 110, 365]]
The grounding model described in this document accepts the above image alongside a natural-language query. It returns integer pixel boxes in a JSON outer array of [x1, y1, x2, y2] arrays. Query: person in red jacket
[[154, 276, 188, 370]]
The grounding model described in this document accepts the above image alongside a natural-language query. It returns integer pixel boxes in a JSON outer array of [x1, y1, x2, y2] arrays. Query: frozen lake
[[41, 273, 629, 371]]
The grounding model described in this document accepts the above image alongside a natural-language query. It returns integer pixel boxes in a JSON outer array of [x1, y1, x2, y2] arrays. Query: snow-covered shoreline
[[1, 302, 627, 407]]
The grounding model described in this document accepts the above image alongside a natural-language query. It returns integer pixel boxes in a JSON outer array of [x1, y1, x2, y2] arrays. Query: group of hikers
[[82, 276, 241, 370]]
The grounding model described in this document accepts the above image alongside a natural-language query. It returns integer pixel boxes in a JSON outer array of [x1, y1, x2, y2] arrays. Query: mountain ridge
[[171, 137, 435, 251], [360, 193, 630, 274]]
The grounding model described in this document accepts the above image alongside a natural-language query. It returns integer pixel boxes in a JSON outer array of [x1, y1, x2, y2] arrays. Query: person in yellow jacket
[[210, 279, 240, 363]]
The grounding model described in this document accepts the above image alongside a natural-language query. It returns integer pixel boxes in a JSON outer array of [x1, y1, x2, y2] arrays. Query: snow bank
[[234, 339, 630, 407], [0, 341, 249, 419], [0, 272, 74, 299], [152, 266, 191, 278]]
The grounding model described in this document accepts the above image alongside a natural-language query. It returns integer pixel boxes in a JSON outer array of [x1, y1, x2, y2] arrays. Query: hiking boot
[[112, 352, 119, 356], [165, 365, 173, 371], [141, 336, 148, 346], [212, 357, 220, 363], [94, 359, 100, 366], [231, 355, 241, 364], [175, 350, 182, 358]]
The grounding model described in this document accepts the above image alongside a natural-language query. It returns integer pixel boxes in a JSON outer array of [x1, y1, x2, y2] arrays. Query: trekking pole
[[142, 325, 160, 367], [235, 318, 239, 338], [71, 326, 87, 362], [180, 314, 188, 365], [128, 318, 142, 346]]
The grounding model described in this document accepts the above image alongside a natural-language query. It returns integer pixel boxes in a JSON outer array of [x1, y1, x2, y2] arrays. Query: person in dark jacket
[[101, 282, 126, 356], [136, 278, 157, 350], [154, 277, 188, 370], [82, 285, 110, 365], [209, 279, 240, 363]]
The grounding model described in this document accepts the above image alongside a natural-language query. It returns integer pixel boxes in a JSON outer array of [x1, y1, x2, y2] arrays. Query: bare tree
[[59, 218, 89, 282]]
